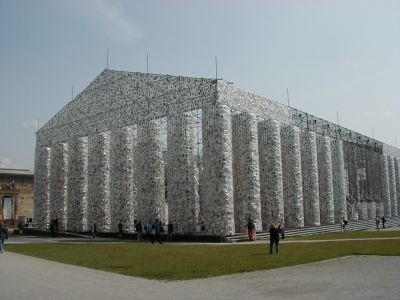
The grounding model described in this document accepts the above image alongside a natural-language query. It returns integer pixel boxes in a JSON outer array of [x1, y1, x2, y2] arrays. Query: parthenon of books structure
[[34, 69, 400, 235]]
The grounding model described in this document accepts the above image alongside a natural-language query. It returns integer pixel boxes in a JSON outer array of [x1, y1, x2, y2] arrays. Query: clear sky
[[1, 0, 399, 171]]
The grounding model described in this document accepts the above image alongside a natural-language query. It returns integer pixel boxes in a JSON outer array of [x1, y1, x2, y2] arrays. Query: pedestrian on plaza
[[93, 223, 97, 238], [167, 223, 173, 242], [0, 222, 7, 253], [55, 217, 59, 232], [278, 219, 285, 239], [151, 219, 163, 244], [118, 221, 123, 239], [136, 220, 143, 241], [50, 219, 56, 238], [269, 223, 280, 254], [3, 221, 9, 239], [246, 217, 255, 241], [58, 218, 63, 233], [375, 216, 380, 231], [88, 221, 94, 239], [342, 217, 348, 233], [381, 216, 386, 229], [159, 220, 165, 242]]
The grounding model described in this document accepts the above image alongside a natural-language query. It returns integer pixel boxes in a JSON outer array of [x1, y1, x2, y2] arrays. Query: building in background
[[0, 168, 34, 226], [33, 69, 400, 235]]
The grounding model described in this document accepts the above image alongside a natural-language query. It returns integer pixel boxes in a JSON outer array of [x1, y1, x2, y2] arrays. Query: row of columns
[[34, 104, 400, 234]]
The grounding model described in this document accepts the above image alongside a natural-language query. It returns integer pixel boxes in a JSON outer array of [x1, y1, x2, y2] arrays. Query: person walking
[[381, 216, 386, 229], [246, 218, 254, 241], [167, 223, 173, 242], [50, 219, 56, 238], [136, 220, 143, 241], [159, 220, 165, 242], [88, 221, 94, 239], [151, 219, 163, 244], [375, 216, 380, 231], [0, 222, 8, 253], [3, 221, 9, 240], [118, 221, 123, 239], [341, 218, 348, 233], [93, 223, 97, 238], [269, 223, 280, 254]]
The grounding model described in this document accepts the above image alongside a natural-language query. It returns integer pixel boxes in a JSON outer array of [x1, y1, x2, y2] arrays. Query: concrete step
[[224, 216, 400, 243]]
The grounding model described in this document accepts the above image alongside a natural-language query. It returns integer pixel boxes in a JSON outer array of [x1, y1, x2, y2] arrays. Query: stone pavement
[[1, 229, 399, 300]]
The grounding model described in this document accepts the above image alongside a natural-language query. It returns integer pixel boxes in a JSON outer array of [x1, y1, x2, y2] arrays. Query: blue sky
[[0, 0, 399, 171]]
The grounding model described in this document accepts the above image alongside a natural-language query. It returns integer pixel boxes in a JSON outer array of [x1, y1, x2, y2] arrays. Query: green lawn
[[6, 236, 400, 281]]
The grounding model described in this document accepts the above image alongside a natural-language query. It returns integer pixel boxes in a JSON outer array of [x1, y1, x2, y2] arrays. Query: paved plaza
[[1, 230, 399, 300]]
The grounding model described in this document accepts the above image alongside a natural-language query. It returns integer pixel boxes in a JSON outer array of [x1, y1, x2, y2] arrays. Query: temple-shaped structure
[[34, 69, 400, 235]]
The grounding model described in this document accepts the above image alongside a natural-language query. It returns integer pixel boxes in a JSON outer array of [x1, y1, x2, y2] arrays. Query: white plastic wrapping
[[281, 125, 304, 228], [67, 137, 88, 231], [380, 154, 391, 217], [300, 131, 320, 226], [232, 112, 261, 232], [201, 104, 235, 235], [136, 121, 165, 224], [37, 70, 216, 144], [87, 132, 111, 231], [258, 119, 284, 230], [110, 126, 135, 231], [317, 136, 335, 224], [395, 158, 400, 216], [217, 82, 292, 125], [34, 147, 51, 229], [49, 143, 68, 225], [331, 140, 347, 221], [167, 113, 198, 233], [387, 156, 398, 217]]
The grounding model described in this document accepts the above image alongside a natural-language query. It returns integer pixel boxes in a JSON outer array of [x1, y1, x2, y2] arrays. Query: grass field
[[6, 232, 400, 281]]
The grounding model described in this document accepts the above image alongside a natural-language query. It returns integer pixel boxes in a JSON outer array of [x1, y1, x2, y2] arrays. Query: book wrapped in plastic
[[201, 104, 235, 235], [49, 143, 68, 226], [34, 147, 51, 229], [167, 113, 198, 233], [232, 112, 261, 233], [300, 131, 320, 227], [281, 125, 304, 228], [110, 126, 136, 231], [258, 119, 284, 230], [317, 135, 335, 224], [136, 121, 165, 224], [331, 140, 347, 221]]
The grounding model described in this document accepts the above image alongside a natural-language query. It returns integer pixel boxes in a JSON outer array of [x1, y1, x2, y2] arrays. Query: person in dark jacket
[[269, 223, 280, 254], [136, 220, 143, 241], [167, 223, 173, 242], [151, 219, 163, 244], [118, 221, 123, 239], [0, 221, 8, 253]]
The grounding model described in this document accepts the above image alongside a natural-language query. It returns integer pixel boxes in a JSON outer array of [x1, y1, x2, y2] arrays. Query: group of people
[[245, 218, 285, 254], [375, 215, 386, 231], [1, 181, 16, 190], [114, 219, 174, 243], [0, 221, 9, 253], [49, 217, 63, 238], [88, 221, 97, 239]]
